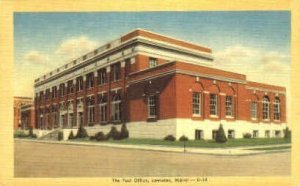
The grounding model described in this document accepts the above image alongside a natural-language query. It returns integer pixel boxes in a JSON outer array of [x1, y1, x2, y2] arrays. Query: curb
[[14, 138, 291, 156]]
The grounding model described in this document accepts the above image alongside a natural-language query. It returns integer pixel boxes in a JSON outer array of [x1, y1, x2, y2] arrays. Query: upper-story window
[[39, 91, 44, 101], [45, 89, 50, 100], [52, 86, 57, 99], [251, 101, 257, 119], [97, 68, 107, 85], [192, 92, 201, 116], [76, 77, 83, 91], [225, 96, 233, 117], [67, 80, 73, 94], [59, 83, 65, 97], [149, 57, 158, 68], [262, 96, 270, 120], [86, 73, 94, 89], [274, 97, 280, 121], [112, 62, 121, 81], [148, 95, 157, 118], [209, 94, 218, 116]]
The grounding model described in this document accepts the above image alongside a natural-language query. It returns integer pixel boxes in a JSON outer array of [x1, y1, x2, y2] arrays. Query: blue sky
[[14, 11, 290, 97]]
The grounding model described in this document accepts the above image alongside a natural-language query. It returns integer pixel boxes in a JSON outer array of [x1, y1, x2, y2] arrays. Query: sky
[[14, 11, 290, 98]]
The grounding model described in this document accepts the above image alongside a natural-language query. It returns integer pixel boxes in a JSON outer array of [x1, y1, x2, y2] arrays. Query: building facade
[[14, 96, 33, 129], [34, 29, 287, 140]]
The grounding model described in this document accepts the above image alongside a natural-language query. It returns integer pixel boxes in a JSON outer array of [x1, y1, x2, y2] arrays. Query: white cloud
[[214, 45, 290, 87], [55, 36, 99, 60], [24, 50, 49, 65]]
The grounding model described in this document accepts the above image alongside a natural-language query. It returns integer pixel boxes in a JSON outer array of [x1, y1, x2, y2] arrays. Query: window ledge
[[209, 115, 219, 118], [225, 116, 234, 119], [251, 118, 258, 121], [192, 114, 201, 117]]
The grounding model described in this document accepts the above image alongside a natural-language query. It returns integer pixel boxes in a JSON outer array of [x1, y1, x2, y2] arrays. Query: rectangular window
[[52, 86, 57, 98], [76, 77, 83, 91], [98, 68, 107, 85], [274, 98, 280, 121], [253, 130, 259, 138], [275, 130, 281, 138], [212, 130, 218, 140], [149, 57, 158, 68], [228, 130, 235, 139], [111, 101, 121, 122], [88, 104, 94, 124], [265, 130, 270, 138], [209, 94, 218, 116], [195, 130, 204, 140], [99, 94, 107, 123], [59, 84, 65, 97], [112, 62, 121, 81], [225, 96, 233, 117], [148, 95, 157, 118], [86, 73, 94, 89], [251, 101, 257, 119], [67, 80, 73, 94], [192, 92, 201, 116], [45, 89, 50, 100]]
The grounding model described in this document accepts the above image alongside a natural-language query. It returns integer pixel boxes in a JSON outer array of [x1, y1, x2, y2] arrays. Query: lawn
[[70, 137, 291, 148]]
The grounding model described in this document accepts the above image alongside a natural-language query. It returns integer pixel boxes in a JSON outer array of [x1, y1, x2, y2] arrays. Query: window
[[39, 92, 44, 101], [148, 95, 157, 118], [111, 94, 121, 122], [112, 62, 121, 81], [225, 96, 233, 117], [192, 92, 201, 116], [87, 97, 95, 124], [99, 94, 107, 123], [86, 73, 94, 89], [274, 97, 280, 121], [76, 77, 83, 91], [212, 130, 218, 140], [228, 130, 235, 139], [195, 130, 204, 140], [59, 84, 65, 97], [67, 80, 73, 94], [149, 57, 158, 68], [97, 68, 107, 85], [45, 89, 50, 100], [275, 130, 281, 138], [209, 94, 218, 116], [52, 86, 57, 99], [253, 130, 259, 138], [265, 130, 270, 138], [263, 96, 270, 120], [251, 101, 257, 119]]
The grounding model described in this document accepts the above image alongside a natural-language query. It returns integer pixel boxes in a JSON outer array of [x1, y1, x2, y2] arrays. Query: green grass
[[70, 137, 291, 148], [249, 146, 291, 151]]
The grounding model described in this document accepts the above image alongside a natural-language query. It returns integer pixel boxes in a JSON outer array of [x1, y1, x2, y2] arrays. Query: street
[[14, 140, 290, 177]]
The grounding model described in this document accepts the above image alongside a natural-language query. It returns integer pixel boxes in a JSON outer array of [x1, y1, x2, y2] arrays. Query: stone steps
[[39, 129, 60, 141]]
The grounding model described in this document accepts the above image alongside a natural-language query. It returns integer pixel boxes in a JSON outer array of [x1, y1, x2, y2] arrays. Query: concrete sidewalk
[[14, 138, 291, 156]]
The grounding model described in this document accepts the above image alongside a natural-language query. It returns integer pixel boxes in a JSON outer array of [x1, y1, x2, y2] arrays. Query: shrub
[[164, 135, 176, 141], [31, 133, 37, 138], [284, 127, 291, 139], [14, 130, 28, 138], [95, 132, 107, 141], [58, 131, 63, 141], [68, 131, 75, 140], [243, 133, 252, 139], [179, 135, 189, 141], [216, 124, 227, 143], [76, 125, 88, 138], [119, 123, 129, 139], [107, 126, 120, 140]]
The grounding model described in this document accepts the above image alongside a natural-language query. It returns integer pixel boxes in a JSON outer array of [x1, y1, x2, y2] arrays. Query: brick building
[[34, 29, 287, 140], [14, 96, 33, 129], [20, 104, 35, 130]]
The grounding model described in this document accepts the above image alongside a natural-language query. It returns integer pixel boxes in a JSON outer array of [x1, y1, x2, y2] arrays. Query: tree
[[76, 125, 88, 138], [216, 124, 227, 143], [68, 131, 75, 140], [107, 126, 120, 140]]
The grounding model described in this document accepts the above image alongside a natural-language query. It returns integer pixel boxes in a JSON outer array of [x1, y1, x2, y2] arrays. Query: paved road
[[14, 140, 290, 177]]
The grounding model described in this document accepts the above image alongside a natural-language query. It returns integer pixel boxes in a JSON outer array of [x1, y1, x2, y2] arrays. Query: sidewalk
[[14, 138, 291, 156]]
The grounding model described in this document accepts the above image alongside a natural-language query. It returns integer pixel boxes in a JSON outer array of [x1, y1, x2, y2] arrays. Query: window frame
[[209, 94, 218, 116], [225, 95, 233, 117], [250, 101, 258, 120], [262, 96, 270, 120], [192, 92, 201, 116], [273, 97, 280, 121], [148, 95, 157, 119], [149, 57, 158, 68]]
